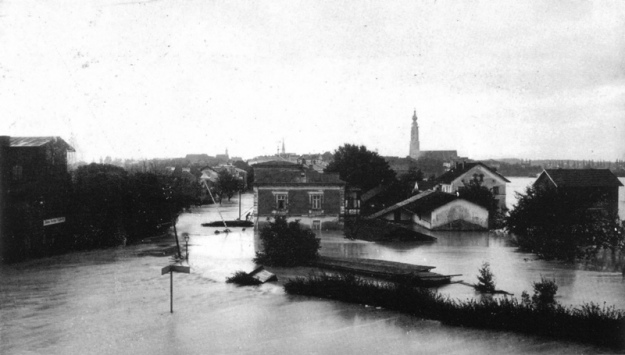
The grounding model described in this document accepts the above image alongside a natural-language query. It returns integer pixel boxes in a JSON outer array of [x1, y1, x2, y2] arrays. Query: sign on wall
[[43, 217, 66, 226]]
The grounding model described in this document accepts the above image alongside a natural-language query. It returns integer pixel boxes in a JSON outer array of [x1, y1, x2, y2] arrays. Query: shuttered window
[[276, 194, 288, 210]]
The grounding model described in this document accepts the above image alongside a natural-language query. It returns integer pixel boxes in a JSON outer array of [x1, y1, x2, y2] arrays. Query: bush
[[254, 216, 320, 266], [226, 271, 262, 286], [475, 262, 496, 293], [531, 277, 558, 307]]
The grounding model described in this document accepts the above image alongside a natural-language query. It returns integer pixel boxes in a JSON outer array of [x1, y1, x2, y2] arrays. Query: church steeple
[[409, 109, 420, 159], [281, 139, 285, 155]]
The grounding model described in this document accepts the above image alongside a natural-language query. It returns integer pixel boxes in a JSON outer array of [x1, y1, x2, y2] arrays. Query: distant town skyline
[[1, 1, 624, 162]]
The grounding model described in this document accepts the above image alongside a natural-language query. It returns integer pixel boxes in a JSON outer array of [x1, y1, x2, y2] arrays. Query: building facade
[[410, 193, 488, 230], [253, 161, 346, 230], [436, 162, 510, 211]]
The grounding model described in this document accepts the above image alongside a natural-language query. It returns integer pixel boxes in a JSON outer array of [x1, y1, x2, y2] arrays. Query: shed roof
[[405, 191, 462, 214], [365, 190, 436, 219], [540, 169, 623, 188], [10, 136, 75, 151]]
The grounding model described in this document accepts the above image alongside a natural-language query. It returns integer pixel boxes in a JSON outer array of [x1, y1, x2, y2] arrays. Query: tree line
[[5, 163, 203, 262]]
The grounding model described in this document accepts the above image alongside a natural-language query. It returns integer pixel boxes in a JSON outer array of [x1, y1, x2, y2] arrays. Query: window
[[312, 220, 321, 230], [492, 186, 500, 195], [12, 165, 23, 181], [310, 194, 322, 210], [276, 194, 288, 210]]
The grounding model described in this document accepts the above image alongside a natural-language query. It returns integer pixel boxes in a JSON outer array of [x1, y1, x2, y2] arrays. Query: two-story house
[[534, 169, 622, 217], [436, 162, 510, 211], [253, 161, 346, 230]]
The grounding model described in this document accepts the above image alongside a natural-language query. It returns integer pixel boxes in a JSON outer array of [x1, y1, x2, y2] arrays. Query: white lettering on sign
[[43, 217, 66, 226]]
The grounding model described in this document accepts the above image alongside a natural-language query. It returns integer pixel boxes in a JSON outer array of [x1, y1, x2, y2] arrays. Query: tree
[[475, 262, 496, 293], [380, 168, 424, 206], [71, 164, 129, 249], [232, 160, 254, 191], [254, 217, 321, 266], [324, 144, 396, 191], [457, 178, 502, 228], [215, 170, 243, 201], [506, 185, 625, 260]]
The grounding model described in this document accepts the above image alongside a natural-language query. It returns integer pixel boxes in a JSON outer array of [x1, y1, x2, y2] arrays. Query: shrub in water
[[226, 271, 262, 286], [475, 262, 496, 293], [532, 276, 558, 307], [254, 216, 320, 266]]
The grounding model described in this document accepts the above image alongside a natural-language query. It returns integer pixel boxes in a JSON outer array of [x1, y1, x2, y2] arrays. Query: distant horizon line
[[75, 154, 625, 164]]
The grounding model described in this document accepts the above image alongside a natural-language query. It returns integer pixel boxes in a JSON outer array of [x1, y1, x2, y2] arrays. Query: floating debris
[[202, 220, 253, 227]]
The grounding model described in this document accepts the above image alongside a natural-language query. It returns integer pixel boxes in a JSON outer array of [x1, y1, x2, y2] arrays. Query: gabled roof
[[437, 162, 510, 184], [10, 136, 75, 151], [540, 169, 623, 188]]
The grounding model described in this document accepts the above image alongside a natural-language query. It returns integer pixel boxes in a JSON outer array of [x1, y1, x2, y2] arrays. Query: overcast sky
[[1, 0, 624, 162]]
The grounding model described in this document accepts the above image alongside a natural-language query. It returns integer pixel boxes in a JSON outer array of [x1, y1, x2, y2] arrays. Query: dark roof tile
[[9, 136, 75, 151], [542, 169, 623, 188]]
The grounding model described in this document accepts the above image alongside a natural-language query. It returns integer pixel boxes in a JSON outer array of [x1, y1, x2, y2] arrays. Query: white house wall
[[449, 166, 507, 210], [431, 199, 488, 230]]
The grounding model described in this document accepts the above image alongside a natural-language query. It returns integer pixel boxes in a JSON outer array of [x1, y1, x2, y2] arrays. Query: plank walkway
[[309, 256, 460, 287]]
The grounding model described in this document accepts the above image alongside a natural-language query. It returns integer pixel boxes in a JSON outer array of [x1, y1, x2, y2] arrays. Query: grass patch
[[226, 271, 262, 286], [284, 273, 625, 350]]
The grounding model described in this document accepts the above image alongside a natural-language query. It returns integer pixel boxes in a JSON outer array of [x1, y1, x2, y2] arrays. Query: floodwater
[[1, 178, 625, 354]]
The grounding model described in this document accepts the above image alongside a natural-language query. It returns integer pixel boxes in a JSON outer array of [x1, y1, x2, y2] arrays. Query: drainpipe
[[0, 136, 10, 263]]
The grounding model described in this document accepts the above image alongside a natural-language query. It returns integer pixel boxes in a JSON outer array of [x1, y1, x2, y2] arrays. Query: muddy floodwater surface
[[1, 178, 625, 354]]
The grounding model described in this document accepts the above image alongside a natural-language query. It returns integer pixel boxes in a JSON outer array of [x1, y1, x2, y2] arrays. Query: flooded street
[[2, 178, 625, 354]]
